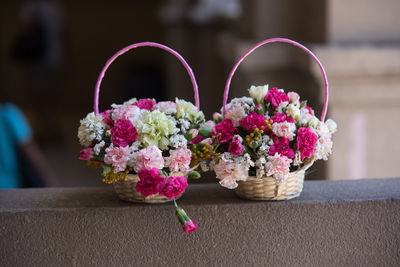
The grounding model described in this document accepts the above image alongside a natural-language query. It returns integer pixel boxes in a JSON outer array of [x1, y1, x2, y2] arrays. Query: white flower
[[177, 118, 191, 133], [202, 120, 216, 131], [308, 116, 319, 128], [176, 98, 205, 124], [169, 134, 188, 148], [287, 104, 300, 120], [265, 153, 292, 184], [299, 108, 312, 125], [93, 140, 105, 155], [78, 112, 106, 147], [111, 104, 143, 126], [123, 98, 137, 105], [325, 119, 337, 134], [276, 101, 289, 113], [287, 92, 300, 105], [249, 84, 268, 103], [255, 157, 266, 178], [200, 161, 210, 172], [293, 151, 302, 166]]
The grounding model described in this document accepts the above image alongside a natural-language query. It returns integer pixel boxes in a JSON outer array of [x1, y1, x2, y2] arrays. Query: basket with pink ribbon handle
[[194, 38, 337, 200], [78, 42, 204, 233]]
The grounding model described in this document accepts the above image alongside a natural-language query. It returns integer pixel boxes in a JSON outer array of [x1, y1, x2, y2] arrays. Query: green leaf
[[188, 171, 201, 179], [199, 127, 212, 137]]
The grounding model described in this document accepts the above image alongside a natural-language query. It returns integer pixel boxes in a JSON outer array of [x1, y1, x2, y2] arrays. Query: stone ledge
[[1, 178, 400, 266]]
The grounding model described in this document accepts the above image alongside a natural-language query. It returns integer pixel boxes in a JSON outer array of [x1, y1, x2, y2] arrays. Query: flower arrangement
[[78, 97, 204, 196], [78, 97, 204, 232], [191, 84, 337, 190]]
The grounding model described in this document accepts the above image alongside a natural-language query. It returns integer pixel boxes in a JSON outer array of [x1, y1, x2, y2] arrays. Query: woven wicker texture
[[113, 174, 182, 203], [235, 161, 314, 201]]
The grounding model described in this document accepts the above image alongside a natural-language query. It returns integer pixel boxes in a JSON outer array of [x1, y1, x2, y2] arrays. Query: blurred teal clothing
[[0, 104, 32, 188]]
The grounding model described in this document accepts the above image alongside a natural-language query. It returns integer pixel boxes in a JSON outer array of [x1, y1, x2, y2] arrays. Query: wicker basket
[[113, 174, 182, 203], [222, 38, 330, 201], [92, 42, 201, 203], [234, 160, 314, 201]]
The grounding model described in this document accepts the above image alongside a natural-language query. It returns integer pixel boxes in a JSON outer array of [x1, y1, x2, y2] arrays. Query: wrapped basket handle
[[94, 42, 200, 115], [223, 38, 329, 122]]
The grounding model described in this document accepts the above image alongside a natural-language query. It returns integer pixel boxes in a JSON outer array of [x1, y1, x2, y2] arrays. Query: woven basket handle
[[223, 38, 329, 122], [94, 42, 200, 115]]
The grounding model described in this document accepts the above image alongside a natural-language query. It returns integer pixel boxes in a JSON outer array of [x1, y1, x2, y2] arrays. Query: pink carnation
[[79, 148, 92, 160], [136, 168, 165, 197], [133, 99, 156, 110], [159, 176, 188, 199], [152, 101, 177, 112], [189, 135, 204, 145], [265, 153, 292, 183], [101, 110, 114, 127], [305, 105, 313, 115], [212, 119, 236, 143], [297, 127, 318, 160], [104, 146, 131, 172], [111, 105, 142, 123], [270, 112, 296, 124], [269, 137, 295, 159], [228, 135, 244, 155], [224, 103, 246, 127], [271, 121, 296, 141], [133, 146, 165, 173], [214, 159, 248, 189], [111, 119, 137, 147], [239, 112, 266, 132], [264, 87, 289, 109], [203, 120, 216, 131], [166, 147, 192, 174], [183, 221, 197, 233]]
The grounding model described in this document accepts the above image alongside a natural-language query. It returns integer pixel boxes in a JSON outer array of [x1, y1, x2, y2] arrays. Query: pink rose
[[228, 135, 244, 155], [212, 119, 236, 143], [264, 87, 289, 109], [133, 99, 156, 110], [269, 137, 295, 159], [166, 147, 192, 174], [159, 176, 188, 199], [270, 112, 296, 124], [111, 119, 137, 147], [136, 168, 165, 197], [239, 112, 266, 132], [79, 148, 92, 160], [183, 221, 197, 234], [133, 146, 165, 173], [297, 127, 318, 160], [104, 146, 131, 172], [101, 110, 114, 127]]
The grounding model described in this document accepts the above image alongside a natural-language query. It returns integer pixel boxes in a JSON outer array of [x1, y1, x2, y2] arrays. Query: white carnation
[[325, 119, 337, 134], [287, 104, 300, 120], [78, 112, 106, 147], [249, 84, 268, 103], [299, 108, 312, 125]]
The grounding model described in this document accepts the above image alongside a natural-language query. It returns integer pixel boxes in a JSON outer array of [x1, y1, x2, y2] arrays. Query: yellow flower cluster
[[191, 143, 221, 166], [101, 168, 132, 184], [244, 119, 273, 146]]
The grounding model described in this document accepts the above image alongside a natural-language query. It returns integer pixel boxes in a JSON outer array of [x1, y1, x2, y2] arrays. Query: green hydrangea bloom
[[135, 110, 175, 150]]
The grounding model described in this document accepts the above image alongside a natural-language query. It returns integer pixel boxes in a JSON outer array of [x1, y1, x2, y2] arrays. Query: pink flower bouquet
[[193, 38, 337, 200], [78, 42, 205, 233], [78, 97, 205, 200]]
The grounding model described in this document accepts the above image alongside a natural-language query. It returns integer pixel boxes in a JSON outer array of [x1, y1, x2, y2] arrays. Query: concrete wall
[[1, 178, 400, 266]]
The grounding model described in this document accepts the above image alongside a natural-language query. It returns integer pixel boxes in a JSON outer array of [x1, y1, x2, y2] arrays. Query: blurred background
[[1, 0, 399, 187]]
